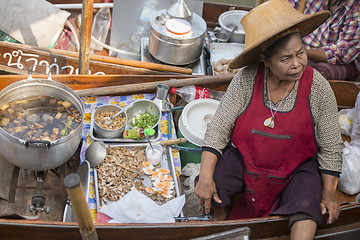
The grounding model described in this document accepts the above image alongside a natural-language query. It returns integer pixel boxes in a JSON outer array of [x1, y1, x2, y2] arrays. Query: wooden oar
[[64, 173, 98, 240], [159, 138, 187, 146], [75, 75, 234, 96]]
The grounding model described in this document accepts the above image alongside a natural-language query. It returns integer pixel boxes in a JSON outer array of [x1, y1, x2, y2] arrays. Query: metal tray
[[89, 108, 161, 143], [94, 144, 181, 211], [210, 42, 245, 75]]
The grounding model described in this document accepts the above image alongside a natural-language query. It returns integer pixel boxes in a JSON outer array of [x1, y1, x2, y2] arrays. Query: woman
[[194, 0, 342, 239], [288, 0, 360, 81]]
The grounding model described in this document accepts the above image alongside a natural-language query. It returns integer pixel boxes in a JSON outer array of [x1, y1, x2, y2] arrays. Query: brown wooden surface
[[329, 80, 360, 109], [5, 43, 192, 75], [75, 75, 234, 96], [0, 74, 200, 92], [0, 203, 359, 240], [79, 0, 94, 74], [0, 41, 172, 75]]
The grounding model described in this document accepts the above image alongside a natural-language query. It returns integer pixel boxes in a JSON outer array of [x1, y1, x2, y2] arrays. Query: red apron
[[228, 63, 317, 219]]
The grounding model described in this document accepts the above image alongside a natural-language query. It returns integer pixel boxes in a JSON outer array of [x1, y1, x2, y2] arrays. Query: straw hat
[[229, 0, 330, 69]]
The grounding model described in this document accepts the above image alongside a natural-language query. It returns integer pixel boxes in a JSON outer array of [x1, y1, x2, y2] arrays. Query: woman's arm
[[194, 151, 222, 214], [304, 7, 360, 65], [310, 72, 343, 173], [306, 48, 328, 62]]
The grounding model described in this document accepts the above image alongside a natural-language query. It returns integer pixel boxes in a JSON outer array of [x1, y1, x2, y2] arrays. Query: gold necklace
[[264, 79, 293, 128]]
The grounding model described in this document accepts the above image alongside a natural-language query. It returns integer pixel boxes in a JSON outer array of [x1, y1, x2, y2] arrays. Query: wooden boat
[[0, 72, 359, 240], [0, 1, 359, 239]]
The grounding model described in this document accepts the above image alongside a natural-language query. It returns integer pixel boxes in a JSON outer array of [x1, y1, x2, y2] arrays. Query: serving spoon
[[85, 138, 187, 167], [226, 25, 238, 43], [100, 107, 126, 125]]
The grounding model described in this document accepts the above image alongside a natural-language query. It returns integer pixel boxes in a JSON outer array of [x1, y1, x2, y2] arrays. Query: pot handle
[[27, 64, 53, 81], [25, 140, 51, 149]]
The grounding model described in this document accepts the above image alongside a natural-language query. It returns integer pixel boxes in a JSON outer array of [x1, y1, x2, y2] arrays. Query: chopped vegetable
[[132, 111, 159, 129], [0, 104, 9, 111], [0, 118, 9, 126], [55, 112, 62, 120], [61, 101, 72, 108]]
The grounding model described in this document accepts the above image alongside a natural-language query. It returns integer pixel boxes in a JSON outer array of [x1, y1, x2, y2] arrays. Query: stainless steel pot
[[0, 75, 84, 171], [149, 9, 207, 65], [218, 10, 248, 44]]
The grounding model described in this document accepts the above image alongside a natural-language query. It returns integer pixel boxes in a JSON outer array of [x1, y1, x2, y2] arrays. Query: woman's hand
[[194, 151, 222, 214], [320, 196, 340, 224], [321, 174, 341, 224], [194, 176, 222, 214]]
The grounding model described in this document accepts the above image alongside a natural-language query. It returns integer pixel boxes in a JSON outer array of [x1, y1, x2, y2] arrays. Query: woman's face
[[262, 33, 308, 82]]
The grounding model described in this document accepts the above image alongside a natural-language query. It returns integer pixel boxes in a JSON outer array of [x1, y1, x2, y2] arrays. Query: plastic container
[[177, 98, 220, 168], [128, 0, 158, 52], [123, 128, 155, 139], [146, 143, 163, 165], [171, 85, 225, 103], [91, 7, 111, 52]]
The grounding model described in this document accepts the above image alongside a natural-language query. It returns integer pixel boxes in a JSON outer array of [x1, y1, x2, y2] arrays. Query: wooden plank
[[0, 41, 169, 75], [0, 74, 197, 92], [328, 80, 360, 109], [79, 0, 94, 74]]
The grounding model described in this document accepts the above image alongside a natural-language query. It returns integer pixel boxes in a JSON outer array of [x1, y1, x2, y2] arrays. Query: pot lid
[[150, 9, 206, 40], [166, 0, 193, 21], [178, 99, 220, 146], [165, 18, 192, 35]]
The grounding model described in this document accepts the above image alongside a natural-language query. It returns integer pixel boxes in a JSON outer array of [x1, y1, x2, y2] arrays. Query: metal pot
[[218, 10, 248, 44], [149, 9, 207, 65], [0, 75, 84, 171]]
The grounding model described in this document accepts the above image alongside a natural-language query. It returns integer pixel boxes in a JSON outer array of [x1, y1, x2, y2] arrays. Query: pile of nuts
[[97, 146, 146, 203], [212, 58, 241, 76], [97, 146, 175, 205], [95, 111, 126, 130]]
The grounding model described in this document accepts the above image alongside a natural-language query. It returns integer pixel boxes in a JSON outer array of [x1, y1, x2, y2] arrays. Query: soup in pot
[[0, 95, 82, 141]]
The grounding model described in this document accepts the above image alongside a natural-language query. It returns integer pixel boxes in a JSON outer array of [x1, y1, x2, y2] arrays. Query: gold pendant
[[264, 117, 274, 128]]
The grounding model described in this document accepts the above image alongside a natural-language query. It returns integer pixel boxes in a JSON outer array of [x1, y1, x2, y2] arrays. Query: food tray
[[210, 42, 244, 75], [94, 144, 181, 211], [89, 108, 161, 143]]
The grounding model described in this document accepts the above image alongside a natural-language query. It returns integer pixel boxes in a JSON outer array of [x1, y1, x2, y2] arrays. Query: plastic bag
[[351, 91, 360, 140], [338, 108, 354, 136], [338, 140, 360, 195]]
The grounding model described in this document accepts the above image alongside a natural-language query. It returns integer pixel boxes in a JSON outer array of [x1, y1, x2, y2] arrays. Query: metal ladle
[[226, 25, 238, 43], [85, 138, 187, 167]]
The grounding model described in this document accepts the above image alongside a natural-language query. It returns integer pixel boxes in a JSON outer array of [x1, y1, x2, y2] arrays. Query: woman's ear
[[260, 54, 269, 68]]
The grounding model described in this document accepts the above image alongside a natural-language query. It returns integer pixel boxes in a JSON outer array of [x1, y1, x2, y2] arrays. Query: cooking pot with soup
[[0, 74, 84, 171]]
